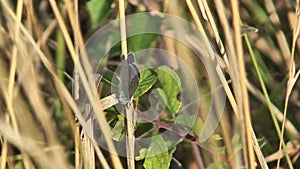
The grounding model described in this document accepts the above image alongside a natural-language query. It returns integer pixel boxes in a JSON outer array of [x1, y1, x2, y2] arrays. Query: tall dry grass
[[0, 0, 299, 169]]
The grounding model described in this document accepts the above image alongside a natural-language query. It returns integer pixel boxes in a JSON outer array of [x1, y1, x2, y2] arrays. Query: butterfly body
[[118, 52, 140, 107]]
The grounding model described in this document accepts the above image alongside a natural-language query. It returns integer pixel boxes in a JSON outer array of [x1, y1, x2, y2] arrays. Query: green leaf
[[15, 160, 24, 169], [86, 0, 114, 28], [98, 70, 118, 88], [110, 115, 125, 141], [216, 146, 226, 155], [133, 68, 157, 98], [192, 117, 203, 136], [135, 148, 147, 161], [232, 133, 243, 152], [207, 162, 225, 169], [143, 135, 174, 169], [111, 120, 125, 141], [210, 134, 223, 141], [155, 66, 181, 114], [176, 114, 194, 130], [127, 14, 161, 51], [128, 34, 159, 51]]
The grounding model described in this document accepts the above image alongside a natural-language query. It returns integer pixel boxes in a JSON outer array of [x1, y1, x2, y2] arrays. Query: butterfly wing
[[119, 52, 140, 105], [127, 52, 140, 99]]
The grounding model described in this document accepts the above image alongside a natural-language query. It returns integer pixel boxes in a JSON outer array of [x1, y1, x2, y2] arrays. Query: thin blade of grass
[[231, 0, 255, 168], [243, 32, 294, 169]]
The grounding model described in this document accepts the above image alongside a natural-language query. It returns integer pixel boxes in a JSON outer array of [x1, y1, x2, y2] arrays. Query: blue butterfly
[[85, 52, 140, 120]]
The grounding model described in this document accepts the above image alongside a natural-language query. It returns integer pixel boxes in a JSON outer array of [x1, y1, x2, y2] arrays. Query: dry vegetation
[[0, 0, 299, 169]]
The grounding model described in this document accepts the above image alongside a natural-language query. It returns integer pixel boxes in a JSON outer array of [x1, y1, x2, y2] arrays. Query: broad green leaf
[[96, 70, 119, 98], [136, 137, 177, 162], [128, 34, 159, 51], [127, 14, 161, 51], [176, 114, 194, 130], [86, 0, 114, 28], [143, 135, 174, 169], [111, 120, 125, 141], [110, 115, 125, 141], [165, 141, 177, 158], [155, 66, 181, 114], [135, 148, 147, 161], [97, 70, 118, 87], [133, 68, 157, 98], [15, 161, 24, 169]]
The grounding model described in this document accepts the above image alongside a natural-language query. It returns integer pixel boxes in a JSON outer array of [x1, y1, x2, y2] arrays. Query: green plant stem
[[243, 35, 294, 169], [55, 28, 65, 119], [56, 29, 65, 81]]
